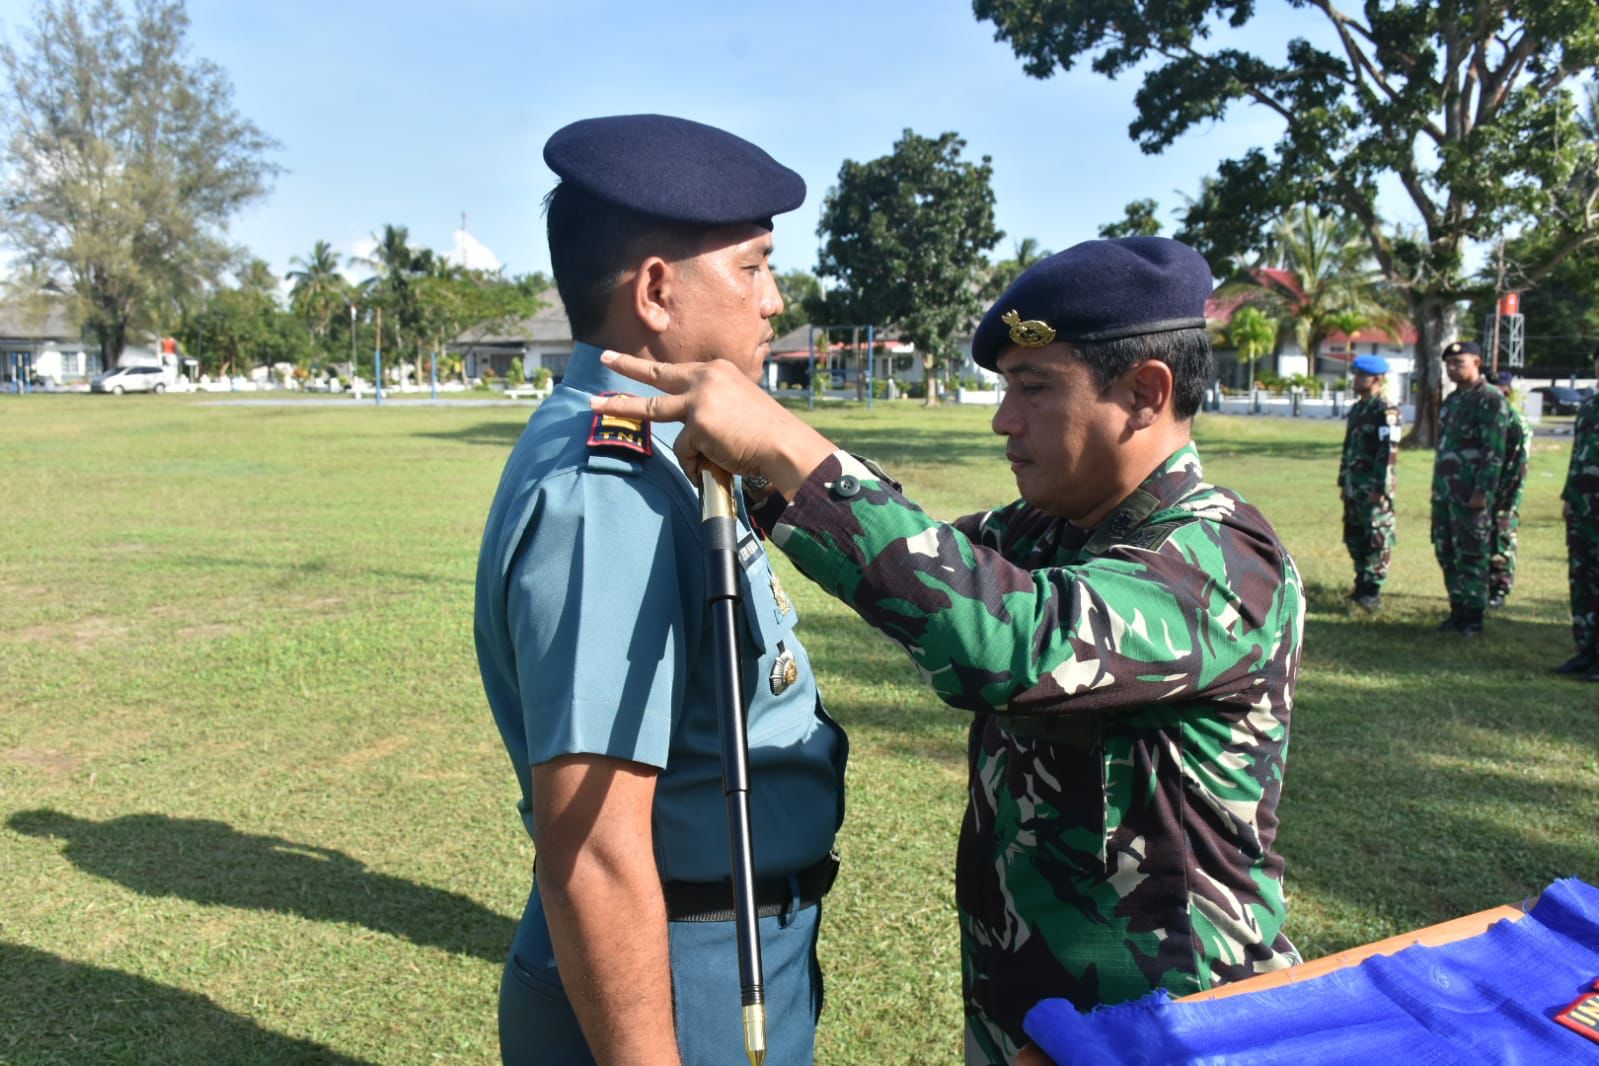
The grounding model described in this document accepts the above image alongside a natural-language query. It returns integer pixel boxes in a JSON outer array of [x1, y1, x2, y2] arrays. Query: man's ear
[[1126, 359, 1173, 429], [628, 257, 673, 335]]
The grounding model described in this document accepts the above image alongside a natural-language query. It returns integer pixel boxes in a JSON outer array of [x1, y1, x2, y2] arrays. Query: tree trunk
[[94, 317, 127, 370], [1404, 294, 1459, 449], [922, 351, 940, 407]]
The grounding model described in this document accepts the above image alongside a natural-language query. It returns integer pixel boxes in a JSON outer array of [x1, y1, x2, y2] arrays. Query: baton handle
[[700, 468, 767, 1065]]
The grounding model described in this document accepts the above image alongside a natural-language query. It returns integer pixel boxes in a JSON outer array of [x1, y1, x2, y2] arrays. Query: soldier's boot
[[1554, 652, 1597, 675], [1352, 582, 1382, 611], [1456, 607, 1485, 637], [1436, 603, 1462, 632]]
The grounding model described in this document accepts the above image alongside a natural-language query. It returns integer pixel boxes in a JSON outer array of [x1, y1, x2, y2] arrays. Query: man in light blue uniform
[[475, 115, 847, 1065]]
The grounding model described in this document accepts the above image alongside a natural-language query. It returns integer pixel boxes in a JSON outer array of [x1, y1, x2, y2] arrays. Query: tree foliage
[[982, 236, 1052, 300], [176, 259, 309, 377], [0, 0, 279, 365], [1228, 304, 1277, 392], [815, 130, 1003, 405], [770, 268, 822, 338], [286, 240, 351, 361], [1219, 206, 1402, 367], [1099, 199, 1164, 239], [974, 0, 1599, 442]]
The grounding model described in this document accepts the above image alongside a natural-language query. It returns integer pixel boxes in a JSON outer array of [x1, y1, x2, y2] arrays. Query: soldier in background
[[1431, 341, 1509, 636], [1338, 355, 1401, 610], [1488, 370, 1531, 608], [595, 237, 1304, 1065], [1556, 345, 1599, 679]]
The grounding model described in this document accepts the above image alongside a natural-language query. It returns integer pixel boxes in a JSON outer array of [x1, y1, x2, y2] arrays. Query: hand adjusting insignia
[[1002, 309, 1056, 348]]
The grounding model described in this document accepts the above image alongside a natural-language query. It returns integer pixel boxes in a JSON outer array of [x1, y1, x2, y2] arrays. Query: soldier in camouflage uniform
[[1487, 370, 1530, 608], [1556, 346, 1599, 679], [595, 237, 1304, 1065], [1338, 355, 1400, 610], [1430, 341, 1509, 636]]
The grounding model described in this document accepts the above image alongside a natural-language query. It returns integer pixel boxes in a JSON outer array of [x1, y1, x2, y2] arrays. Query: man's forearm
[[541, 853, 681, 1064]]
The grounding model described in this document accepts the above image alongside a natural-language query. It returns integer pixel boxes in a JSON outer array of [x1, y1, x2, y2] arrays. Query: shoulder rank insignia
[[1555, 979, 1599, 1045], [1002, 309, 1056, 348], [588, 393, 652, 456]]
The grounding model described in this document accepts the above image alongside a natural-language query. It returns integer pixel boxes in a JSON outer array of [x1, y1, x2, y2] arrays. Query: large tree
[[0, 0, 279, 366], [974, 0, 1599, 444], [177, 259, 309, 378], [815, 130, 1003, 406]]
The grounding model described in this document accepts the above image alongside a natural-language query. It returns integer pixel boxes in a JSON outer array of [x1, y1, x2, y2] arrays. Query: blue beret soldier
[[1431, 340, 1511, 634], [1340, 354, 1401, 610], [475, 114, 846, 1065], [591, 235, 1306, 1064]]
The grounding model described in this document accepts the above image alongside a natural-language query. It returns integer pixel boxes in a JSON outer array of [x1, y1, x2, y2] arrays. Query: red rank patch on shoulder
[[1554, 981, 1599, 1044], [587, 393, 652, 456]]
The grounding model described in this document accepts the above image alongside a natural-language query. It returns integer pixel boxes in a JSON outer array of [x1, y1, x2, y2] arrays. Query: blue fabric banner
[[1024, 878, 1599, 1064]]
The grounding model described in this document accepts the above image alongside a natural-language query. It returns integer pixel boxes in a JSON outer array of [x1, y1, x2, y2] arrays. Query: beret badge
[[1002, 309, 1056, 349]]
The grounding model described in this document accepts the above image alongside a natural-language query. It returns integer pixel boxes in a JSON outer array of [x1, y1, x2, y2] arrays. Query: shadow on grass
[[417, 419, 530, 449], [0, 940, 372, 1064], [7, 812, 515, 965]]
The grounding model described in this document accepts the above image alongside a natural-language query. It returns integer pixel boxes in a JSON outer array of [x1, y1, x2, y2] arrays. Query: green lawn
[[2, 394, 1595, 1064]]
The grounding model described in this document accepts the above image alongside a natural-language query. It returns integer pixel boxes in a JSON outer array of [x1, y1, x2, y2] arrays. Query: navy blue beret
[[1443, 340, 1481, 358], [1493, 370, 1514, 387], [1351, 354, 1390, 375], [972, 237, 1214, 371], [543, 114, 804, 226]]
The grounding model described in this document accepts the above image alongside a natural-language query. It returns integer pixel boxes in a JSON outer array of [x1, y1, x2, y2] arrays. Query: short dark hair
[[543, 182, 703, 340], [1071, 327, 1212, 420]]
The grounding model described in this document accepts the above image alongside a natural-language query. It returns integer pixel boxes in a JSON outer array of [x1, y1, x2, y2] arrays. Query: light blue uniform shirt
[[475, 343, 847, 882]]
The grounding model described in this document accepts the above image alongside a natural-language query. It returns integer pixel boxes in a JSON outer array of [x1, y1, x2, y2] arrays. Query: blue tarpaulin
[[1023, 878, 1599, 1064]]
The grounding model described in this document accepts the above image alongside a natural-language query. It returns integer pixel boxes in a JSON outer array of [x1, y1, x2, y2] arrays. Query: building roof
[[1204, 268, 1416, 347], [0, 301, 80, 342], [451, 290, 571, 346]]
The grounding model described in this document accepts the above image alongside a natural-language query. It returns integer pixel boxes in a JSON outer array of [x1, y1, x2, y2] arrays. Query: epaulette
[[587, 396, 652, 474]]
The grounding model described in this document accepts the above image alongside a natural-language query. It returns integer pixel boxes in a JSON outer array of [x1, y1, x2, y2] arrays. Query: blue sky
[[0, 0, 1331, 283]]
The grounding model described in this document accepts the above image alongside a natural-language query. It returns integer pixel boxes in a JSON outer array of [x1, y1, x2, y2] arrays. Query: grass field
[[3, 393, 1596, 1064]]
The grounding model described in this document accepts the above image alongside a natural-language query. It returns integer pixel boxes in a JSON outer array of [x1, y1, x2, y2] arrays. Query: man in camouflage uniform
[[1487, 370, 1531, 608], [595, 237, 1304, 1064], [1556, 346, 1599, 679], [1431, 341, 1509, 636], [1338, 354, 1401, 610]]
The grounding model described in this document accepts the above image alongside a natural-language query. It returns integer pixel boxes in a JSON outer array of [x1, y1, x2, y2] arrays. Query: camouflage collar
[[1081, 443, 1202, 555]]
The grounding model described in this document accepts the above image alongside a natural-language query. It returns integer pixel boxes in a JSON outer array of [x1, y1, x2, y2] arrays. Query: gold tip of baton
[[742, 1003, 767, 1066], [700, 467, 735, 521]]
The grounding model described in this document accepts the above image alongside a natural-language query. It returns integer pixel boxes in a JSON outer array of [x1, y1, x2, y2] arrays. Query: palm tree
[[983, 237, 1051, 300], [286, 240, 350, 361], [350, 225, 426, 378], [1219, 206, 1402, 373], [1228, 305, 1277, 395]]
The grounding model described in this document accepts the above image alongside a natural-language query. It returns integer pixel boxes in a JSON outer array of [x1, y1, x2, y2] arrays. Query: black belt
[[663, 851, 840, 923], [992, 711, 1101, 747]]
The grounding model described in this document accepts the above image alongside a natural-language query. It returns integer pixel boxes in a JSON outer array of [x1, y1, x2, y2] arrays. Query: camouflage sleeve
[[771, 452, 1301, 715], [1337, 410, 1356, 490]]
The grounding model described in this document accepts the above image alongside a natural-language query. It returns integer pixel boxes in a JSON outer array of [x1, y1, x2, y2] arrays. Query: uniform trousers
[[1568, 512, 1599, 655], [499, 884, 823, 1065], [1431, 501, 1493, 609]]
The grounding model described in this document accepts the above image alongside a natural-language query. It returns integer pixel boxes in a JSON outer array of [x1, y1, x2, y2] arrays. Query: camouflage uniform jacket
[[1564, 395, 1599, 517], [1338, 395, 1400, 500], [1432, 379, 1508, 504], [1498, 403, 1531, 512], [772, 443, 1303, 1029]]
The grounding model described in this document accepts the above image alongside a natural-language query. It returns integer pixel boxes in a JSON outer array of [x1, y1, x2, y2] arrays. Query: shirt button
[[833, 475, 860, 498]]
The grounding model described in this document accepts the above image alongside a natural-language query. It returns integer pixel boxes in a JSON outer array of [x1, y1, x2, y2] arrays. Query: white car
[[91, 365, 170, 395]]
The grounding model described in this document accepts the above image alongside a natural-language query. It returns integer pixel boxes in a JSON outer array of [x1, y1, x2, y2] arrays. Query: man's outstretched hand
[[589, 352, 834, 499]]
